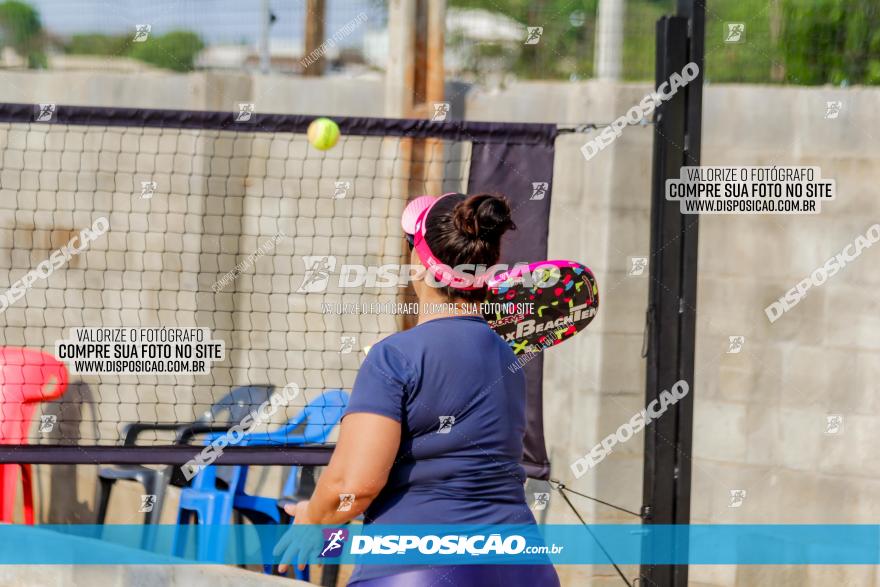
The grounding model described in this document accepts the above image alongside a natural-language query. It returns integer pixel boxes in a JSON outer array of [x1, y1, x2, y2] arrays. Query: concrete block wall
[[687, 85, 880, 587], [469, 80, 880, 587]]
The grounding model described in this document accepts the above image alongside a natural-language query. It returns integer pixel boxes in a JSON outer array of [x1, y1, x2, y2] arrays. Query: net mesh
[[0, 115, 471, 448]]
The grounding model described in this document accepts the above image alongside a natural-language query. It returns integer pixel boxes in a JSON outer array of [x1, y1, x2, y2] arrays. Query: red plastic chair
[[0, 347, 69, 524]]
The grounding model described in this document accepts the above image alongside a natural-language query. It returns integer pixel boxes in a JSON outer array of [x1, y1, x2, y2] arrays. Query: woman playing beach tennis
[[276, 192, 561, 586]]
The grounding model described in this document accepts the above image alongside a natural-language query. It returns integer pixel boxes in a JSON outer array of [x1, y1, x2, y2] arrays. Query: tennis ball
[[307, 117, 340, 151]]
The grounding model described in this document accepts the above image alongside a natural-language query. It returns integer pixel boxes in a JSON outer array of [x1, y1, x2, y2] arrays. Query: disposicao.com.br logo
[[296, 256, 561, 292], [349, 533, 563, 557]]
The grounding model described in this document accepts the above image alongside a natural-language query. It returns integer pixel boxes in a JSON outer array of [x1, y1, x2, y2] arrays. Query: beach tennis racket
[[483, 260, 598, 355]]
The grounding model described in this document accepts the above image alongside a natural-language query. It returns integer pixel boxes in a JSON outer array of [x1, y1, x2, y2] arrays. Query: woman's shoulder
[[370, 328, 416, 351], [364, 332, 419, 369], [369, 317, 500, 363]]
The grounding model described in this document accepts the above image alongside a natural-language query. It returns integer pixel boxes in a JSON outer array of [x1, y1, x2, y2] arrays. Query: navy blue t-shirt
[[344, 315, 537, 582]]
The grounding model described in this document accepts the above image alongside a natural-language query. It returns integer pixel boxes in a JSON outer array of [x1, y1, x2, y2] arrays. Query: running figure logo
[[629, 257, 648, 276], [297, 256, 337, 292], [35, 103, 56, 122], [337, 493, 355, 512], [524, 27, 544, 45], [141, 181, 158, 199], [532, 492, 550, 511], [530, 182, 549, 201], [339, 336, 356, 354], [824, 414, 844, 435], [235, 103, 256, 122], [437, 416, 455, 434], [728, 489, 746, 508], [319, 528, 349, 558], [431, 102, 450, 122], [133, 25, 151, 42], [333, 181, 351, 199], [724, 23, 745, 43], [824, 101, 842, 120], [139, 494, 157, 513], [727, 336, 745, 354], [39, 414, 57, 433]]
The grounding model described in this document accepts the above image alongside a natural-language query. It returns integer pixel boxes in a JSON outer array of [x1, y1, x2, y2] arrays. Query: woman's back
[[345, 315, 534, 526]]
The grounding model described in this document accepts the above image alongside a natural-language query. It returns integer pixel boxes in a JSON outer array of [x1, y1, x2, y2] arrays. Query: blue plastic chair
[[97, 385, 276, 526], [96, 384, 275, 552], [172, 389, 348, 577]]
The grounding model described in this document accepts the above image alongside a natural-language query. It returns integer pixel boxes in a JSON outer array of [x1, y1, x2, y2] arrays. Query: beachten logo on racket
[[484, 261, 599, 356]]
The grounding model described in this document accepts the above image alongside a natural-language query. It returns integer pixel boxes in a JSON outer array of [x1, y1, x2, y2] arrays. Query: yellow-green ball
[[307, 117, 340, 151]]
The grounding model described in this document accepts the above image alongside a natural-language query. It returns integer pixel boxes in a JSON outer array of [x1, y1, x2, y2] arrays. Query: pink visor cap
[[401, 193, 494, 291]]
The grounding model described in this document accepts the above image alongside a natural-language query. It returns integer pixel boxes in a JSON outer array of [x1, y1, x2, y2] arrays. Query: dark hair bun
[[452, 194, 516, 242]]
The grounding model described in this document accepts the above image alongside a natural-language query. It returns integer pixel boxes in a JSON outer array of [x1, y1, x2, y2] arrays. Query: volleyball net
[[0, 104, 557, 475]]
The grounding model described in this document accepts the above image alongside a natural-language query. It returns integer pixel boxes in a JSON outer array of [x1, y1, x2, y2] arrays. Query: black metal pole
[[640, 0, 703, 584]]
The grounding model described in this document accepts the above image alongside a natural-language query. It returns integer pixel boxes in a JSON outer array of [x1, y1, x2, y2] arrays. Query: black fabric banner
[[468, 134, 557, 480]]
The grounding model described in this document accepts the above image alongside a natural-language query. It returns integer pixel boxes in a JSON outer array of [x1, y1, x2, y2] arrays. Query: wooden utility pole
[[387, 0, 447, 330], [386, 0, 446, 196], [303, 0, 326, 76], [409, 0, 446, 198]]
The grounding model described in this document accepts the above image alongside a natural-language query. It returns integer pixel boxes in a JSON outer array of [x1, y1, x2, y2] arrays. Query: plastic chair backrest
[[0, 347, 69, 444], [209, 385, 275, 488], [299, 389, 349, 443], [189, 390, 348, 492], [276, 390, 349, 497], [240, 389, 349, 446], [242, 390, 348, 500], [196, 384, 275, 425]]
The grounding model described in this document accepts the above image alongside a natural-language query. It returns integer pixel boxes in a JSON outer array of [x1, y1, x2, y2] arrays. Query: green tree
[[449, 0, 880, 85], [66, 33, 131, 58], [128, 31, 204, 72], [703, 0, 780, 84], [780, 0, 880, 85], [0, 0, 46, 68], [448, 0, 674, 81]]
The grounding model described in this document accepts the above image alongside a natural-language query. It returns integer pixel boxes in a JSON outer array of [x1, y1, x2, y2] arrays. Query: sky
[[26, 0, 385, 46]]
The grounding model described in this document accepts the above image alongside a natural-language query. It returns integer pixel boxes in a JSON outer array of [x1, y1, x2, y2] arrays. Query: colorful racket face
[[483, 260, 598, 356]]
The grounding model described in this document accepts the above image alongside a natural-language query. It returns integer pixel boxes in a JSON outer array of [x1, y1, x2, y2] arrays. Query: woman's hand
[[274, 501, 322, 574], [288, 500, 313, 525], [274, 412, 401, 573]]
